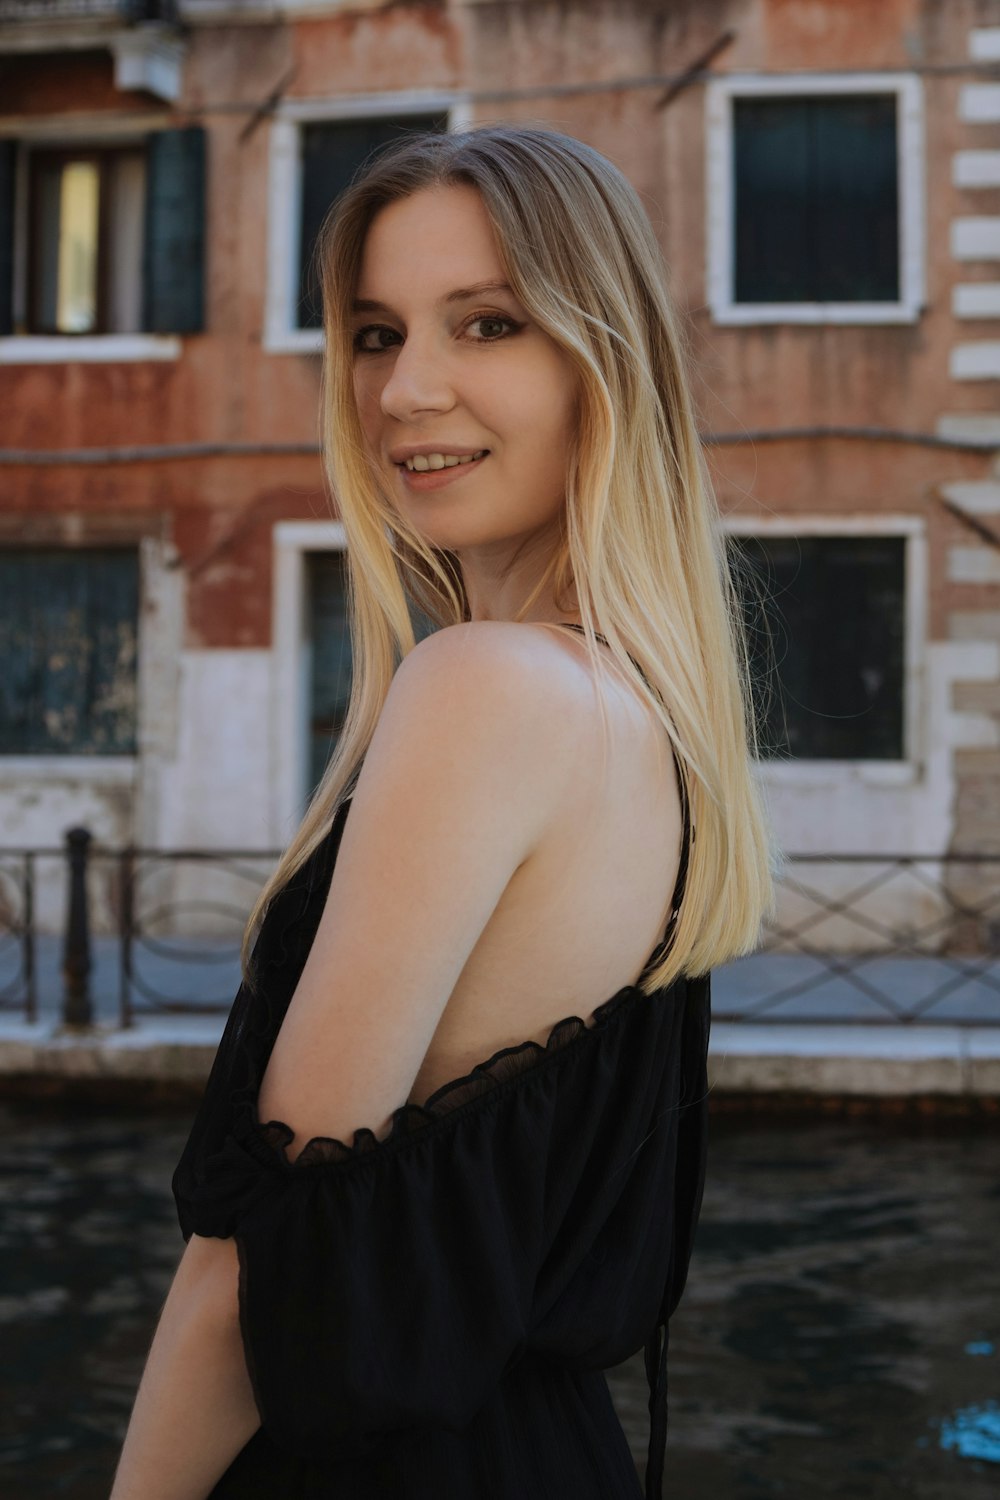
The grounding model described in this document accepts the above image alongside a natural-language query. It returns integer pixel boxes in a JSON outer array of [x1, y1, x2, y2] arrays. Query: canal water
[[2, 1099, 998, 1497]]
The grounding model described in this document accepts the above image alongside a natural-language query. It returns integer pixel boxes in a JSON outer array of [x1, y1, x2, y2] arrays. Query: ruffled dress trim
[[194, 972, 688, 1239]]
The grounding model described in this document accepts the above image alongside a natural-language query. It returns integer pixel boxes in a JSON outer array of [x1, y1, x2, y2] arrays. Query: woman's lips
[[397, 454, 489, 491]]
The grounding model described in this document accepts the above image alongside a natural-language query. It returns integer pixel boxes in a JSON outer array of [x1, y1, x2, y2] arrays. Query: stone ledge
[[936, 415, 1000, 446], [2, 1019, 1000, 1098], [0, 1021, 220, 1084], [708, 1023, 1000, 1096], [950, 342, 1000, 379], [953, 680, 1000, 712], [949, 610, 1000, 641]]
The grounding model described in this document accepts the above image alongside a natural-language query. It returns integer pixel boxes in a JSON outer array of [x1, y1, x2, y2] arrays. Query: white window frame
[[706, 72, 926, 326], [722, 513, 926, 782], [0, 114, 180, 365], [264, 91, 472, 356]]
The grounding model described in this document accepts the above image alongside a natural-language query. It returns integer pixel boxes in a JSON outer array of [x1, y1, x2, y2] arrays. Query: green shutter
[[813, 95, 898, 302], [734, 97, 813, 303], [0, 139, 16, 337], [143, 125, 206, 334]]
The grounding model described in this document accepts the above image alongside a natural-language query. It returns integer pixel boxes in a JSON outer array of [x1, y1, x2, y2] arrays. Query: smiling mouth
[[398, 449, 490, 473]]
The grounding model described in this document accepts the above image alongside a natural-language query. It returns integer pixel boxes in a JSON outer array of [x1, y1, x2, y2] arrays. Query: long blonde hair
[[240, 122, 779, 995]]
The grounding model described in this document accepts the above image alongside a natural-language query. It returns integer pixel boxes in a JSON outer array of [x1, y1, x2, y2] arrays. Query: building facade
[[1, 0, 999, 940]]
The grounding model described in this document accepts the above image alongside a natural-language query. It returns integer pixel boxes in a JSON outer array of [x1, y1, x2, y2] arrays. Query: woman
[[112, 124, 777, 1500]]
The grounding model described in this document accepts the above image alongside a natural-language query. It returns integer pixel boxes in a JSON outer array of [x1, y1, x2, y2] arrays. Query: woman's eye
[[466, 314, 519, 341], [352, 325, 400, 354], [352, 315, 521, 354]]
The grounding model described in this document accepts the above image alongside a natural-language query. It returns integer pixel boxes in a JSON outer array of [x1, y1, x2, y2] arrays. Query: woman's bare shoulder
[[396, 620, 606, 738]]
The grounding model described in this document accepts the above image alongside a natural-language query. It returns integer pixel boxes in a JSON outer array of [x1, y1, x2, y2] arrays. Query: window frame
[[272, 520, 348, 831], [722, 513, 926, 781], [705, 72, 926, 326], [0, 118, 180, 363], [264, 91, 470, 355]]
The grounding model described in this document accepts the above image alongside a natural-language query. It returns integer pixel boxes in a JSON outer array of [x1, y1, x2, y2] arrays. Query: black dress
[[171, 629, 711, 1500]]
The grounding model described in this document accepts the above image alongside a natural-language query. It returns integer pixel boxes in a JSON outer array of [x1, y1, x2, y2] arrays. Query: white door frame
[[271, 519, 348, 841]]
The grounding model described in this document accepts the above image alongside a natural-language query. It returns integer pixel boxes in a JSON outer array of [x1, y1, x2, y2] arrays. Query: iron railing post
[[23, 851, 36, 1025], [62, 826, 93, 1028], [119, 844, 135, 1029]]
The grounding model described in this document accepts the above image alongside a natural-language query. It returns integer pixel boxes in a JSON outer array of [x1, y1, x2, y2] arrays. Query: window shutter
[[143, 125, 206, 334], [813, 95, 898, 302], [0, 547, 139, 756], [0, 139, 16, 337], [733, 97, 813, 303], [733, 94, 899, 305]]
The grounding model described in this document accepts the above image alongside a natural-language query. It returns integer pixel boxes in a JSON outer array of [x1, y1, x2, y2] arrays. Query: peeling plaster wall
[[158, 650, 272, 851]]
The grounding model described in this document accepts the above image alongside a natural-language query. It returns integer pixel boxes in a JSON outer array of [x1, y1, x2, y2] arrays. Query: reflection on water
[[1, 1101, 998, 1497]]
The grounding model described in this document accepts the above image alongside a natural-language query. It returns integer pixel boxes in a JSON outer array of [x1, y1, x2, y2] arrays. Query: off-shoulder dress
[[171, 625, 712, 1499]]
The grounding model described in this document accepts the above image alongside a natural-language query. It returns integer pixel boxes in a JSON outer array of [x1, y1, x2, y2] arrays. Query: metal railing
[[715, 852, 1000, 1025], [0, 832, 998, 1030], [0, 827, 282, 1029], [0, 850, 35, 1023]]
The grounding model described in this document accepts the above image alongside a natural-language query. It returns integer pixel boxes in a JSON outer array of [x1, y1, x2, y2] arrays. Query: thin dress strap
[[552, 621, 692, 1497]]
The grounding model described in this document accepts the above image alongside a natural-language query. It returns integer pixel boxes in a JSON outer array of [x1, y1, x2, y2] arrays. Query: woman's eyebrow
[[351, 280, 516, 314]]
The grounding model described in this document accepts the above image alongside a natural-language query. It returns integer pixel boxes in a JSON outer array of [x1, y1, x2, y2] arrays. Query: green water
[[2, 1102, 998, 1496]]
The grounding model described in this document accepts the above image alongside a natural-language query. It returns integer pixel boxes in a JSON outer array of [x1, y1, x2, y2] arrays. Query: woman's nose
[[378, 333, 455, 419]]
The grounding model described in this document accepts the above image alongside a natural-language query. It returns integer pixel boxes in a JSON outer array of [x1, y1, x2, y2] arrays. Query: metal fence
[[718, 852, 1000, 1026], [1, 830, 998, 1029], [0, 827, 282, 1029]]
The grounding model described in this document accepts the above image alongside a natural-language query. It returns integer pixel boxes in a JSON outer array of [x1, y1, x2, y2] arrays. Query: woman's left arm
[[109, 1231, 261, 1500]]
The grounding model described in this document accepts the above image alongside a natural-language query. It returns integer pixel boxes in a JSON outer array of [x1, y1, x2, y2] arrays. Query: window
[[296, 113, 449, 329], [27, 144, 146, 335], [728, 534, 906, 760], [0, 548, 139, 756], [307, 550, 353, 796], [306, 549, 437, 796], [0, 125, 205, 342], [265, 101, 457, 351], [706, 74, 924, 324], [733, 94, 898, 304]]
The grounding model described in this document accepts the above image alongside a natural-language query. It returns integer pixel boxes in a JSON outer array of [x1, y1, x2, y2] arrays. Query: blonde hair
[[240, 122, 780, 995]]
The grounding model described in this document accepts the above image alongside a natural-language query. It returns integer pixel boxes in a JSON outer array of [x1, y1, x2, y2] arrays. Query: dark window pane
[[727, 534, 906, 760], [297, 114, 449, 329], [0, 548, 139, 755], [307, 551, 354, 798], [306, 552, 440, 799], [734, 94, 899, 304], [734, 97, 813, 303]]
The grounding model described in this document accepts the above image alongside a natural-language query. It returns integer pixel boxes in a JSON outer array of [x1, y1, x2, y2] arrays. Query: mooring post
[[62, 826, 93, 1028]]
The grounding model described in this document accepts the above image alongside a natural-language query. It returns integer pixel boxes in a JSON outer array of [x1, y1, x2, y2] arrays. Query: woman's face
[[350, 182, 580, 557]]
